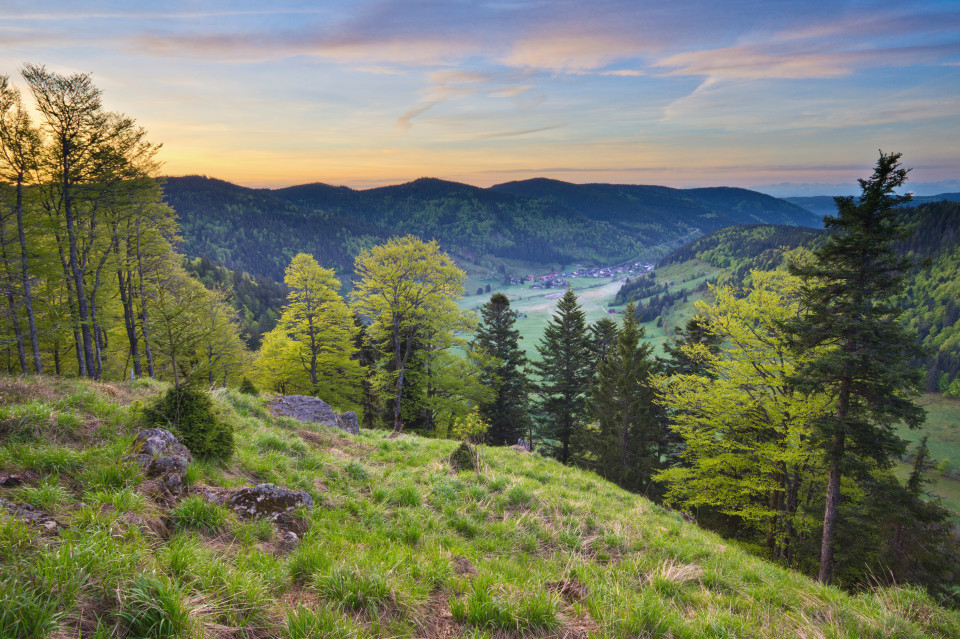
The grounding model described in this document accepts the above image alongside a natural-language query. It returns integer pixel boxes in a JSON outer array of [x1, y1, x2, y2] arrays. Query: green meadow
[[1, 375, 958, 638]]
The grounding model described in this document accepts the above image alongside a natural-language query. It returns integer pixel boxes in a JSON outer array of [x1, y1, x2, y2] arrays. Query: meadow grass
[[0, 376, 958, 638]]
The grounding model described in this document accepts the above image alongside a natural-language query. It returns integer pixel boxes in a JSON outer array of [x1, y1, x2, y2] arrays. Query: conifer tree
[[474, 292, 531, 445], [784, 151, 925, 584], [586, 301, 662, 494], [588, 316, 619, 370], [532, 289, 591, 463]]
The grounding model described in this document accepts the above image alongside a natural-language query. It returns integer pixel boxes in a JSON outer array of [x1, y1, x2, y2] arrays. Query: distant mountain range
[[785, 193, 960, 219], [161, 175, 820, 281]]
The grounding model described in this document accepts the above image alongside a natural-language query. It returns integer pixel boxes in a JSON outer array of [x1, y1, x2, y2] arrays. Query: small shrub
[[238, 378, 259, 395], [450, 442, 475, 472], [144, 386, 234, 460]]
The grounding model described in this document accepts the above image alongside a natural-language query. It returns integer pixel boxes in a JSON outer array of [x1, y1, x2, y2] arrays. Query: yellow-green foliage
[[1, 375, 958, 638]]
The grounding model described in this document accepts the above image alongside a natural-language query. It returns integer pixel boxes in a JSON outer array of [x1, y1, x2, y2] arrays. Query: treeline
[[613, 273, 663, 305], [657, 211, 960, 391]]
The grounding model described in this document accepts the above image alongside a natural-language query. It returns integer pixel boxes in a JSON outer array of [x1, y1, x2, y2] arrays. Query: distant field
[[459, 258, 722, 360], [895, 394, 960, 514]]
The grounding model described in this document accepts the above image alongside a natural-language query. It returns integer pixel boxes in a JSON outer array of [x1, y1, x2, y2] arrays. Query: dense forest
[[163, 175, 821, 282], [655, 204, 960, 391]]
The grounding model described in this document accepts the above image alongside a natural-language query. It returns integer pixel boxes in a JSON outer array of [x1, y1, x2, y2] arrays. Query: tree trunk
[[135, 228, 155, 377], [0, 218, 27, 373], [818, 454, 842, 584], [117, 268, 142, 377], [14, 176, 41, 374]]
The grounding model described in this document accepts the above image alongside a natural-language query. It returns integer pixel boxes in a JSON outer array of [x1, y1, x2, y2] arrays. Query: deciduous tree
[[350, 236, 465, 431]]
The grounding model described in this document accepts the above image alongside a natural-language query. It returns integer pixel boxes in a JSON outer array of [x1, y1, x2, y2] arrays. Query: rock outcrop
[[268, 395, 360, 435], [126, 428, 192, 494], [225, 483, 314, 521]]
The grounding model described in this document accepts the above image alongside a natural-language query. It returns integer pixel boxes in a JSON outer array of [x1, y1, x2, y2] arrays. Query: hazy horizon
[[4, 1, 959, 189]]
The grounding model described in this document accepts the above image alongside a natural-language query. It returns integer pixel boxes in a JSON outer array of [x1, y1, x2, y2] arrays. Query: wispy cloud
[[472, 123, 566, 139], [397, 101, 439, 132]]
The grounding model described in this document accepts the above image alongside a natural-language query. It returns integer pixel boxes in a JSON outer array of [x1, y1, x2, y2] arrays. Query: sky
[[2, 0, 959, 194]]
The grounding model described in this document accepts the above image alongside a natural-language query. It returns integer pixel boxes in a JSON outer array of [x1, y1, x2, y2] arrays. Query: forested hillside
[[162, 176, 384, 280], [653, 200, 960, 391], [162, 175, 821, 282], [897, 201, 960, 391]]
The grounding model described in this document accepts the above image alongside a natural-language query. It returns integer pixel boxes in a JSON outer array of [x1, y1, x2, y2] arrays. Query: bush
[[144, 386, 234, 460], [238, 377, 259, 396], [450, 442, 475, 472]]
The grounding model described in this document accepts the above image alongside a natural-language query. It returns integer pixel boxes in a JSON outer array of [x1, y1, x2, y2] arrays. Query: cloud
[[397, 101, 439, 132], [472, 123, 566, 139]]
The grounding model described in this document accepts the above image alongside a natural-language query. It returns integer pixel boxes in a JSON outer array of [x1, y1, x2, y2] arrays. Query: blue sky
[[2, 0, 959, 192]]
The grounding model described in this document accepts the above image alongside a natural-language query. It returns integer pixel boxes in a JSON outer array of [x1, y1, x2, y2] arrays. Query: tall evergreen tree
[[586, 302, 662, 494], [784, 151, 925, 584], [532, 289, 591, 463], [474, 292, 531, 445], [588, 316, 619, 370]]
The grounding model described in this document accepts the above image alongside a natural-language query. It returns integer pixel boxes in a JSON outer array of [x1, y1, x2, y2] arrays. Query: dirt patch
[[547, 578, 588, 602], [452, 556, 475, 575], [414, 591, 463, 639]]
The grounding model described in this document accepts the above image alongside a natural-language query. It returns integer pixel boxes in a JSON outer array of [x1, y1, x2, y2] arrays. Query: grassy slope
[[1, 376, 958, 638]]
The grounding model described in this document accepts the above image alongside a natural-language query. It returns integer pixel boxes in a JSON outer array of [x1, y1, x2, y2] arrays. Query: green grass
[[0, 375, 958, 638]]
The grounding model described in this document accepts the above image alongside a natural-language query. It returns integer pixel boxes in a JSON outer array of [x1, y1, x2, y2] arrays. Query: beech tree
[[21, 64, 160, 378], [0, 75, 42, 374], [350, 236, 465, 431], [656, 267, 831, 560], [257, 253, 359, 406], [532, 289, 592, 463], [784, 152, 924, 584]]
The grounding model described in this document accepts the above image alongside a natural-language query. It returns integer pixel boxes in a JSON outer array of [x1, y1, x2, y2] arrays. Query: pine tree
[[586, 302, 662, 494], [784, 151, 925, 584], [474, 293, 531, 445], [532, 289, 591, 463]]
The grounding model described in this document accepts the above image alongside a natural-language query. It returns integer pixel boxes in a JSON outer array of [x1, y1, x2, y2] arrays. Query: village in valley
[[514, 261, 656, 290]]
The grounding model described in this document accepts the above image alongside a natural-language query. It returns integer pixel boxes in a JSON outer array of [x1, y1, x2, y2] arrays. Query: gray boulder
[[268, 395, 360, 435], [225, 483, 314, 521], [126, 428, 191, 494]]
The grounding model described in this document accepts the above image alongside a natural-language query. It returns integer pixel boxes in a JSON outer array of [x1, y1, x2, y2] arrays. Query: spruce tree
[[784, 151, 925, 584], [587, 302, 662, 494], [588, 316, 619, 370], [532, 289, 591, 463], [473, 293, 531, 445]]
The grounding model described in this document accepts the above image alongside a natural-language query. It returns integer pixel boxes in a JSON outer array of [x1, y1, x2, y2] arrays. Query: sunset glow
[[3, 0, 959, 193]]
